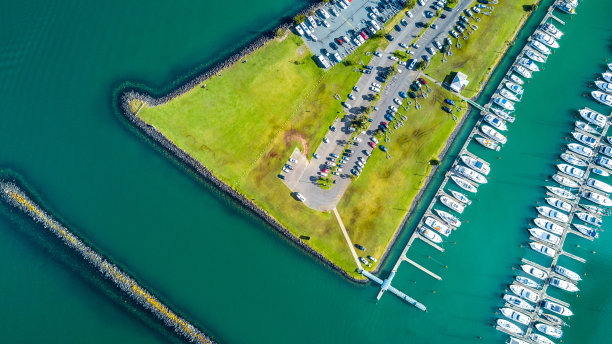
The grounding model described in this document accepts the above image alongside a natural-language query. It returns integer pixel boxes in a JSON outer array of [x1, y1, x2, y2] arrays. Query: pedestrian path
[[333, 208, 362, 269]]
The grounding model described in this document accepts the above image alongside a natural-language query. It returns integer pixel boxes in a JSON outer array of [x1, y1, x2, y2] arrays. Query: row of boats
[[591, 64, 612, 107]]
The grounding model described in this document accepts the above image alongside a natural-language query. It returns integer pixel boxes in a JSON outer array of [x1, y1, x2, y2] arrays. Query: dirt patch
[[283, 129, 308, 153]]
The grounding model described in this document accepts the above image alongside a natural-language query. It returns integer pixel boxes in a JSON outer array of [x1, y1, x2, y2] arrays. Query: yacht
[[535, 323, 563, 339], [500, 307, 531, 326], [599, 144, 612, 158], [460, 154, 490, 175], [575, 219, 601, 237], [575, 120, 600, 135], [529, 333, 556, 344], [509, 73, 524, 85], [425, 216, 452, 236], [575, 211, 602, 227], [586, 178, 612, 193], [493, 96, 516, 111], [595, 80, 612, 94], [603, 72, 612, 83], [609, 63, 612, 72], [475, 136, 501, 151], [481, 124, 507, 144], [507, 337, 530, 344], [504, 294, 535, 311], [533, 219, 564, 236], [451, 175, 478, 193], [546, 186, 576, 200], [484, 114, 508, 131], [530, 40, 551, 55], [418, 226, 443, 243], [541, 300, 573, 317], [521, 264, 548, 280], [608, 136, 612, 145], [545, 196, 572, 212], [567, 142, 594, 158], [571, 131, 598, 148], [534, 32, 560, 48], [513, 65, 532, 79], [499, 88, 520, 102], [542, 313, 568, 327], [552, 173, 580, 188], [505, 81, 524, 94], [439, 195, 465, 213], [528, 227, 561, 246], [581, 203, 607, 216], [515, 275, 541, 289], [560, 152, 587, 167], [537, 206, 569, 223], [518, 57, 539, 72], [555, 265, 582, 281], [453, 165, 487, 184], [524, 48, 546, 63], [578, 107, 607, 127], [597, 155, 612, 169], [530, 242, 556, 257], [581, 190, 612, 206], [591, 91, 612, 107], [489, 107, 516, 122], [450, 190, 472, 205], [510, 284, 539, 303], [556, 163, 585, 179], [549, 277, 579, 293], [591, 167, 610, 177], [556, 0, 576, 14], [539, 22, 563, 39], [497, 319, 524, 336], [434, 209, 461, 228]]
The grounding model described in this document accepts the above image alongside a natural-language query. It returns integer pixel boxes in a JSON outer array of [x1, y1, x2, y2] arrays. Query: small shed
[[448, 72, 469, 93]]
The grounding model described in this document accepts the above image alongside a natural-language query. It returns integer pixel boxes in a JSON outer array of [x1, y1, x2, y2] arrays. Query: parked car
[[373, 51, 382, 57], [445, 98, 455, 106], [407, 59, 416, 70], [364, 150, 371, 157], [399, 91, 408, 98], [330, 125, 336, 132], [289, 158, 297, 163], [348, 94, 355, 100], [399, 42, 407, 49], [394, 98, 402, 105], [395, 24, 402, 32], [368, 141, 376, 148], [371, 137, 379, 144], [330, 153, 339, 158], [412, 43, 420, 48], [353, 86, 360, 92], [418, 77, 427, 85], [384, 114, 394, 121], [442, 106, 453, 114], [386, 34, 394, 41], [450, 30, 459, 38], [351, 169, 360, 176]]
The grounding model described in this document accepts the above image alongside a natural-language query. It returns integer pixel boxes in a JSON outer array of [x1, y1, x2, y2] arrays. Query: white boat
[[546, 186, 576, 200], [573, 223, 598, 239], [555, 265, 582, 281], [513, 65, 532, 79], [419, 226, 443, 243], [440, 195, 465, 213], [542, 313, 568, 327], [545, 196, 572, 212], [489, 107, 516, 122], [537, 206, 569, 223], [515, 275, 541, 289], [556, 163, 585, 179], [508, 337, 530, 344], [521, 264, 548, 280], [500, 307, 531, 326], [481, 124, 507, 144], [597, 155, 612, 169], [591, 91, 612, 107], [425, 216, 452, 237], [530, 333, 557, 344], [567, 143, 594, 158], [534, 218, 564, 236], [575, 120, 600, 135], [509, 73, 524, 85], [484, 114, 508, 131], [530, 40, 551, 55], [571, 131, 598, 148], [535, 323, 563, 339], [586, 178, 612, 193], [592, 167, 611, 177], [560, 152, 587, 167], [552, 173, 580, 188], [524, 48, 546, 63], [450, 190, 472, 205], [453, 165, 487, 184], [600, 145, 612, 158], [539, 23, 563, 39], [608, 136, 612, 145], [499, 88, 520, 102], [549, 277, 579, 293], [528, 227, 561, 246], [541, 300, 573, 317], [518, 57, 539, 72], [475, 136, 500, 151], [595, 80, 612, 94], [505, 81, 524, 95], [504, 294, 536, 311], [493, 96, 516, 111], [609, 63, 612, 72], [556, 0, 576, 14], [576, 211, 602, 227], [578, 107, 607, 127], [603, 72, 612, 83], [510, 284, 539, 303], [530, 241, 556, 257], [581, 203, 607, 216], [581, 190, 612, 206], [451, 175, 478, 193], [534, 32, 559, 48], [460, 154, 490, 175], [497, 319, 524, 336], [434, 209, 461, 227]]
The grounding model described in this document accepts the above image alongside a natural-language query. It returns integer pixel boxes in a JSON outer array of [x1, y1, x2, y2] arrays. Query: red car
[[418, 77, 427, 85], [322, 168, 330, 173], [360, 31, 369, 40], [381, 121, 389, 128], [368, 142, 376, 148], [336, 37, 344, 45]]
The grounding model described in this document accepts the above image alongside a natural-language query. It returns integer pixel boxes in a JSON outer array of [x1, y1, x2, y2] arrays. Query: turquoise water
[[0, 0, 611, 343]]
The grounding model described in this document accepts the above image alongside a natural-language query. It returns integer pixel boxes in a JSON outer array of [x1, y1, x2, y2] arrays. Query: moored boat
[[460, 154, 490, 175], [567, 143, 594, 158], [497, 319, 523, 336], [575, 120, 600, 135], [434, 209, 461, 228], [505, 81, 524, 94], [484, 114, 508, 131], [595, 80, 612, 94], [451, 175, 478, 193], [592, 167, 610, 177], [500, 307, 531, 326], [509, 73, 524, 85], [521, 264, 548, 280], [542, 313, 568, 327], [439, 195, 465, 213], [534, 32, 560, 48], [528, 227, 561, 246], [513, 65, 532, 79], [571, 131, 598, 148], [539, 23, 563, 39], [499, 88, 520, 102], [535, 323, 563, 339], [549, 277, 579, 293], [529, 241, 556, 257], [475, 136, 500, 151], [572, 223, 598, 239], [576, 211, 602, 227], [545, 196, 572, 212], [541, 300, 573, 317], [481, 124, 507, 144], [586, 178, 612, 193], [419, 226, 444, 243], [581, 189, 612, 207], [552, 173, 580, 188], [554, 265, 581, 282], [546, 186, 576, 200], [503, 294, 535, 311], [530, 40, 551, 55], [493, 96, 516, 111], [537, 206, 569, 223], [591, 91, 612, 107], [524, 48, 546, 63], [530, 333, 556, 344], [578, 107, 607, 127], [556, 0, 576, 14], [560, 152, 588, 167], [597, 155, 612, 169], [518, 57, 539, 72], [510, 284, 539, 303], [489, 107, 515, 122], [424, 216, 452, 237], [581, 203, 607, 216], [603, 72, 612, 83], [515, 275, 541, 289], [453, 165, 487, 184], [556, 163, 585, 179], [450, 189, 472, 205]]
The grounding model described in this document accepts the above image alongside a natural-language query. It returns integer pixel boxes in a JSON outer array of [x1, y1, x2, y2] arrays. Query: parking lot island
[[123, 0, 537, 279]]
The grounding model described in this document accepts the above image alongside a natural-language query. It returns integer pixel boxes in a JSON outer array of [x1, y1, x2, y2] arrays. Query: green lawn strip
[[336, 84, 466, 270], [426, 0, 532, 98]]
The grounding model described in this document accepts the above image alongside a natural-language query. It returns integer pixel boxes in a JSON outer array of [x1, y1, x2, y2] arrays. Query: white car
[[399, 42, 407, 49], [288, 158, 297, 163], [364, 150, 371, 157], [354, 137, 362, 142], [353, 86, 360, 92], [389, 106, 398, 112], [322, 20, 330, 28], [368, 12, 377, 20], [295, 192, 306, 202], [282, 167, 289, 173], [342, 102, 351, 109], [450, 30, 459, 38], [372, 82, 381, 87], [389, 55, 399, 61], [433, 41, 442, 50], [398, 61, 406, 66], [394, 98, 402, 105], [472, 6, 481, 13], [371, 137, 379, 144], [370, 86, 381, 92]]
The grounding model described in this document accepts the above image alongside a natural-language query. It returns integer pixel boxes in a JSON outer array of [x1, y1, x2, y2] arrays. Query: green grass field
[[427, 0, 532, 98]]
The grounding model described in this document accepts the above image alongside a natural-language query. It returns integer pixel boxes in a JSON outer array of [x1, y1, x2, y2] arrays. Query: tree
[[294, 14, 306, 24], [404, 0, 417, 9], [415, 60, 427, 71], [275, 28, 285, 38]]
